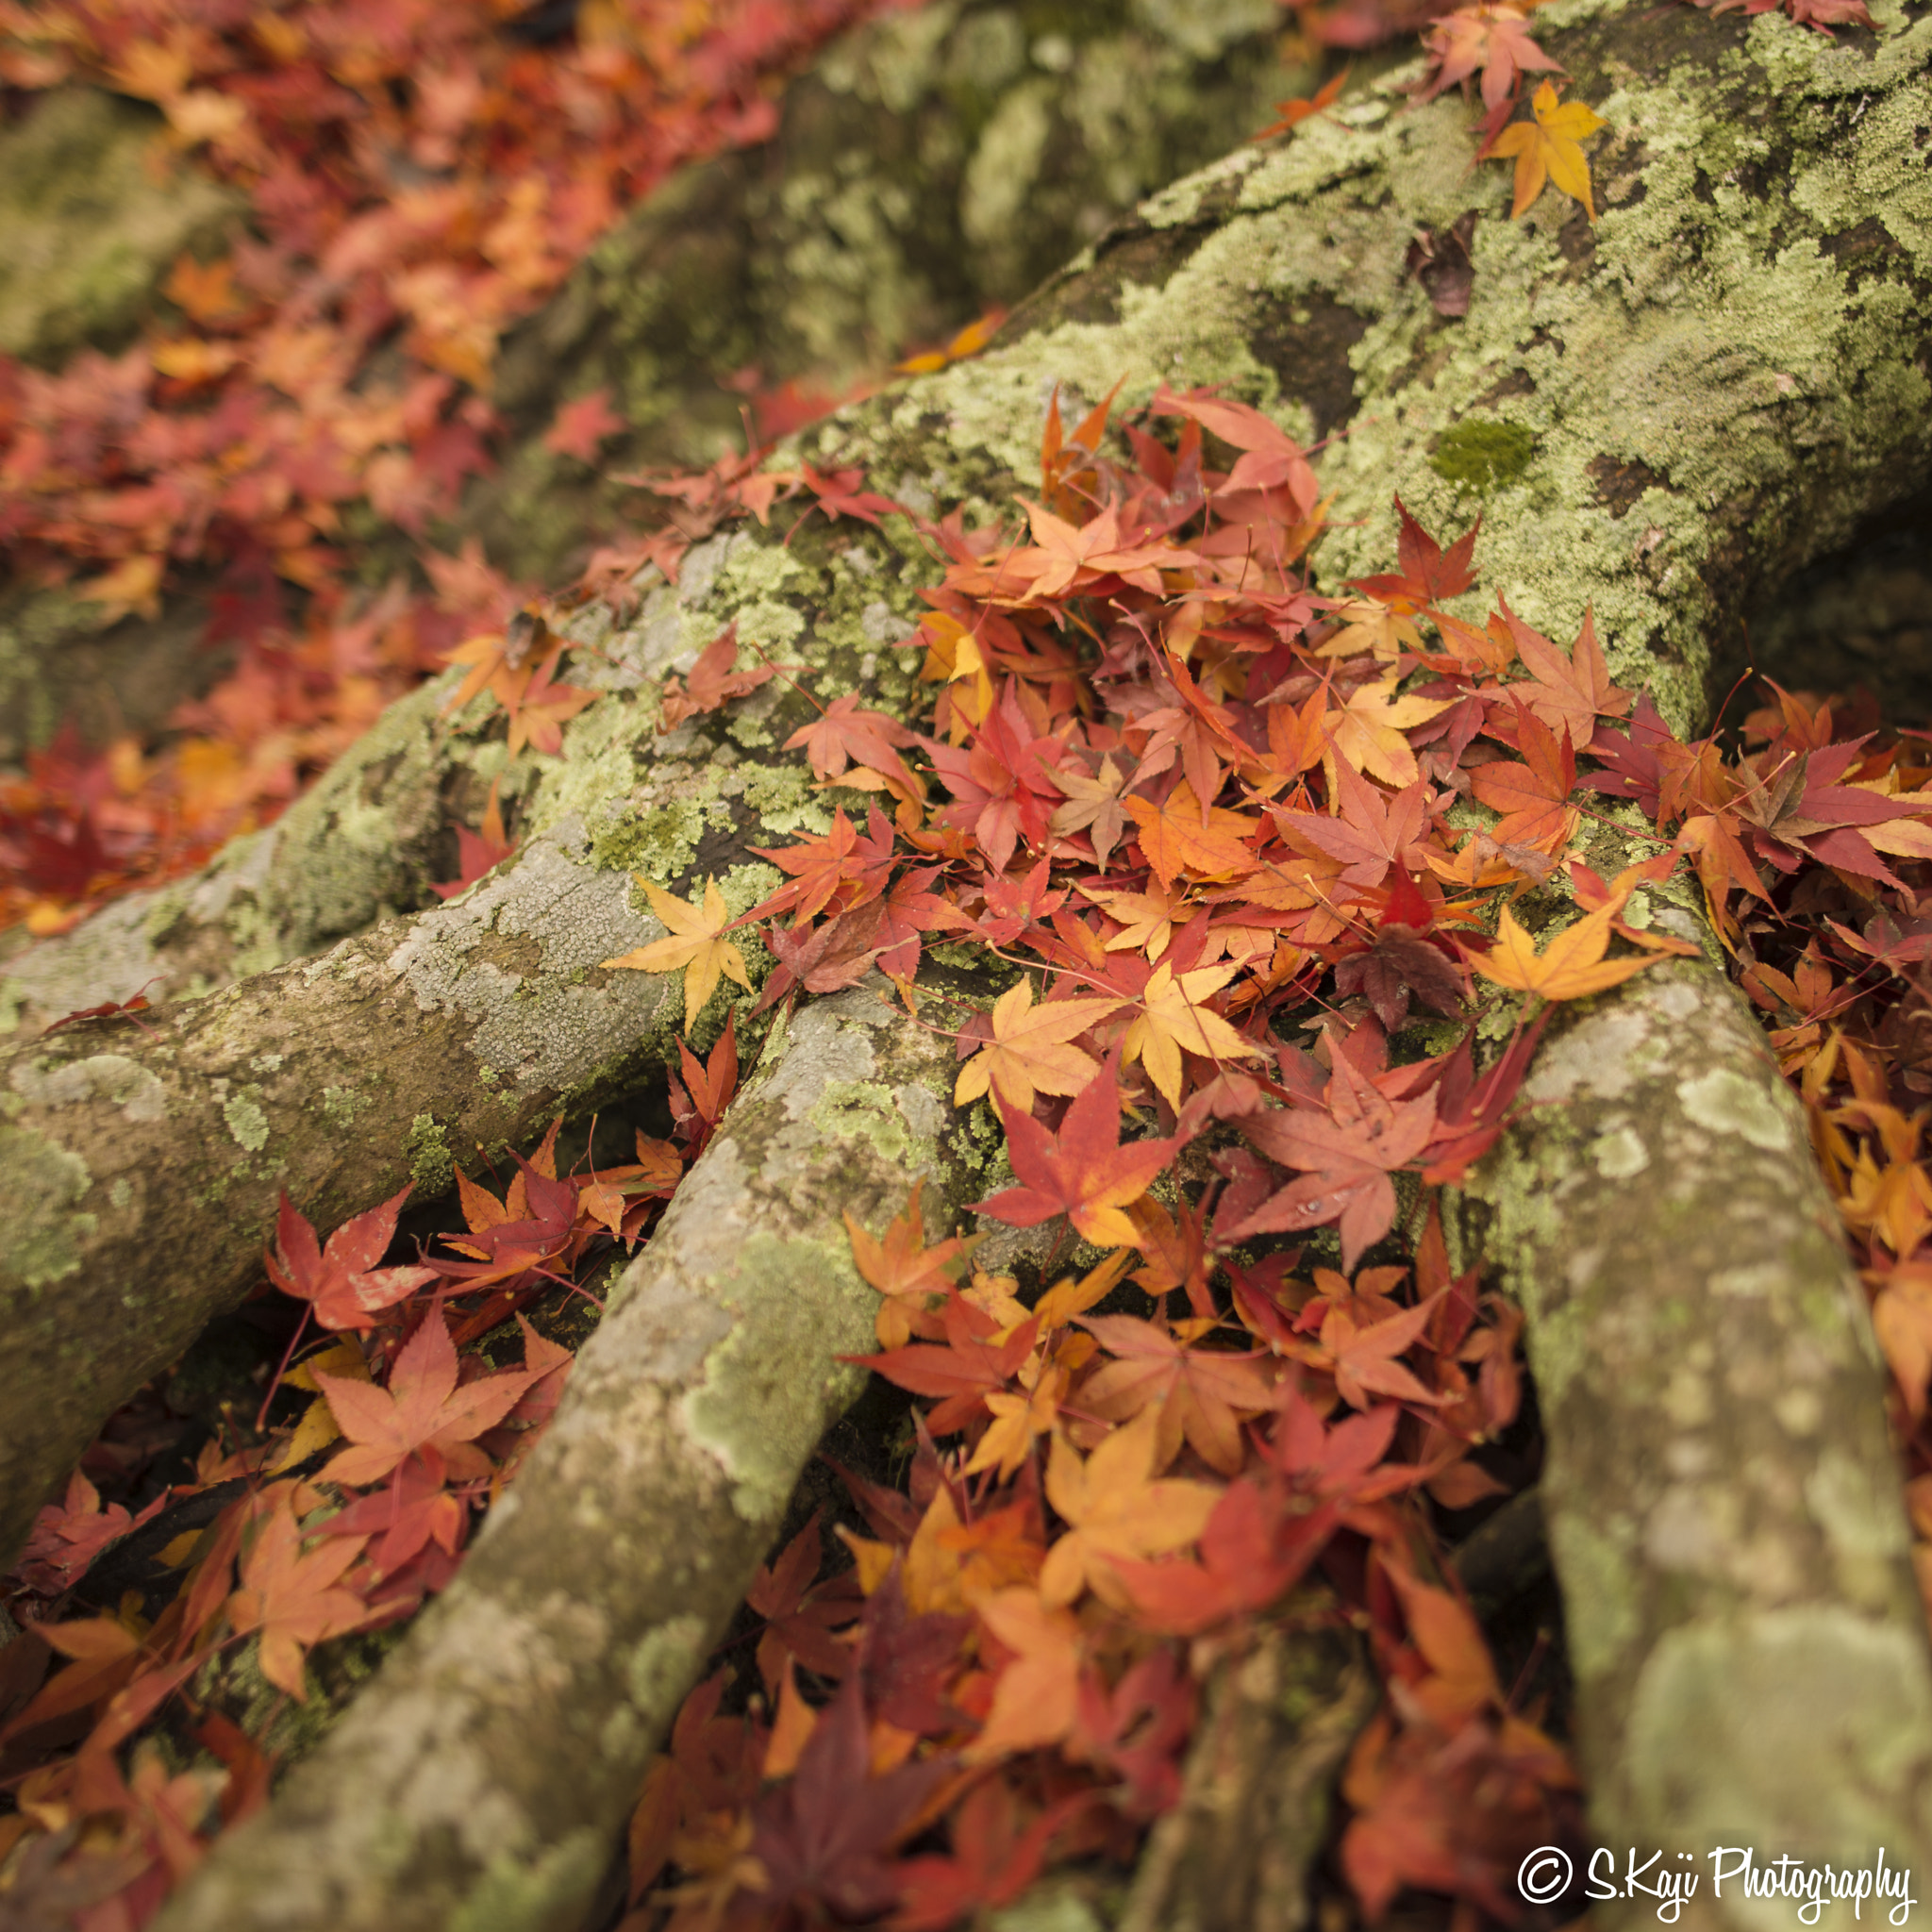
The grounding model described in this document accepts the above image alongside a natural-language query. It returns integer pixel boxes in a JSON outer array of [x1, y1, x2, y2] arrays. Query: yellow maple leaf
[[1323, 675, 1454, 790], [601, 876, 751, 1030], [1491, 79, 1607, 222], [1472, 904, 1655, 1002], [954, 980, 1122, 1111], [1038, 1408, 1222, 1611], [1121, 961, 1261, 1109]]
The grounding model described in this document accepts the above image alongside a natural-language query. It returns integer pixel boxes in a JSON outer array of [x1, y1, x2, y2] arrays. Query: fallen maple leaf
[[976, 1057, 1182, 1250], [1418, 5, 1561, 111], [265, 1186, 437, 1332], [954, 980, 1122, 1111], [430, 777, 516, 900], [1471, 904, 1656, 1001], [225, 1489, 369, 1701], [1120, 960, 1260, 1110], [543, 387, 626, 462], [658, 624, 779, 730], [1078, 1315, 1275, 1474], [748, 1672, 953, 1921], [968, 1587, 1085, 1759], [1038, 1407, 1221, 1609], [601, 875, 752, 1030], [845, 1179, 979, 1347], [1251, 66, 1350, 142], [1229, 1058, 1441, 1270], [314, 1310, 536, 1487], [1490, 79, 1607, 222]]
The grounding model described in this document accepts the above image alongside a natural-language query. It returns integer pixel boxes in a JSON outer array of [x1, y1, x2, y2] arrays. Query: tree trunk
[[12, 1, 1932, 1922]]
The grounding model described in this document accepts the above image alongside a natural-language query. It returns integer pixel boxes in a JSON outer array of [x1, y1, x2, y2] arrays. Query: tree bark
[[8, 0, 1932, 1921], [1463, 962, 1932, 1920]]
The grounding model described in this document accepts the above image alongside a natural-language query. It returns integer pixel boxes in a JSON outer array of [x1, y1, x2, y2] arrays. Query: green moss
[[737, 761, 826, 840], [0, 90, 244, 365], [1429, 419, 1538, 493], [405, 1114, 455, 1196], [591, 797, 714, 881], [809, 1078, 928, 1169], [680, 1231, 875, 1522]]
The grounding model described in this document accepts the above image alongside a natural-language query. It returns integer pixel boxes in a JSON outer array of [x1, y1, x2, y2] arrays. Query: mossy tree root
[[1466, 960, 1932, 1922], [0, 815, 689, 1572], [153, 982, 972, 1932]]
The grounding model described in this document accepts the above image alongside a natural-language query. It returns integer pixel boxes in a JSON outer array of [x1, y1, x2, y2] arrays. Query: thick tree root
[[153, 981, 970, 1932], [0, 816, 685, 1569], [1465, 959, 1932, 1918]]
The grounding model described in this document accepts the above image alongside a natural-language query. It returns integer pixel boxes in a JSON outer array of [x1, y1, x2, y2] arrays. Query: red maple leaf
[[849, 1298, 1041, 1437], [747, 1673, 953, 1923], [746, 1511, 864, 1693], [976, 1057, 1184, 1250], [658, 624, 779, 729], [542, 387, 626, 462], [1111, 1475, 1340, 1636], [266, 1186, 438, 1332], [1225, 1055, 1440, 1270], [1349, 495, 1480, 614]]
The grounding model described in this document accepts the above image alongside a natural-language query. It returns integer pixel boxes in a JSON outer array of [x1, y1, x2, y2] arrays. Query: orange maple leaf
[[1471, 904, 1656, 1001], [225, 1489, 369, 1701], [844, 1179, 980, 1347], [1078, 1315, 1275, 1474], [976, 1058, 1181, 1251], [314, 1311, 537, 1487]]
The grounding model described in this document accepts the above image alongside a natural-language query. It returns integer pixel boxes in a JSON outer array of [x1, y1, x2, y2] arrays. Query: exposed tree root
[[1119, 1628, 1377, 1932], [1467, 961, 1932, 1909], [154, 983, 971, 1932]]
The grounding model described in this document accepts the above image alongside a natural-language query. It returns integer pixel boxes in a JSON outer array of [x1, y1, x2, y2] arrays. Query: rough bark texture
[[156, 981, 971, 1932], [1464, 961, 1932, 1921], [4, 0, 1932, 1917]]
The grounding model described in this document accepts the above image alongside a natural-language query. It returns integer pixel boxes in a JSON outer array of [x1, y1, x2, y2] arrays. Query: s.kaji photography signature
[[1518, 1844, 1921, 1924]]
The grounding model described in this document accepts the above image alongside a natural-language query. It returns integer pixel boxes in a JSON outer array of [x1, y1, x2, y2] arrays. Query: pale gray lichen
[[0, 1125, 96, 1289], [223, 1092, 269, 1154]]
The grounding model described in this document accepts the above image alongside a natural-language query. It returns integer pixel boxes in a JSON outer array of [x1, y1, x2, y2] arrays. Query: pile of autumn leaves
[[582, 384, 1932, 1929], [0, 0, 900, 935]]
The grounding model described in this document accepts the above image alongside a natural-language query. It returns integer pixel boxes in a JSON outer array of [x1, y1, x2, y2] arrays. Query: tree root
[[1465, 959, 1932, 1913], [153, 981, 970, 1932], [1119, 1628, 1377, 1932], [0, 816, 685, 1568]]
